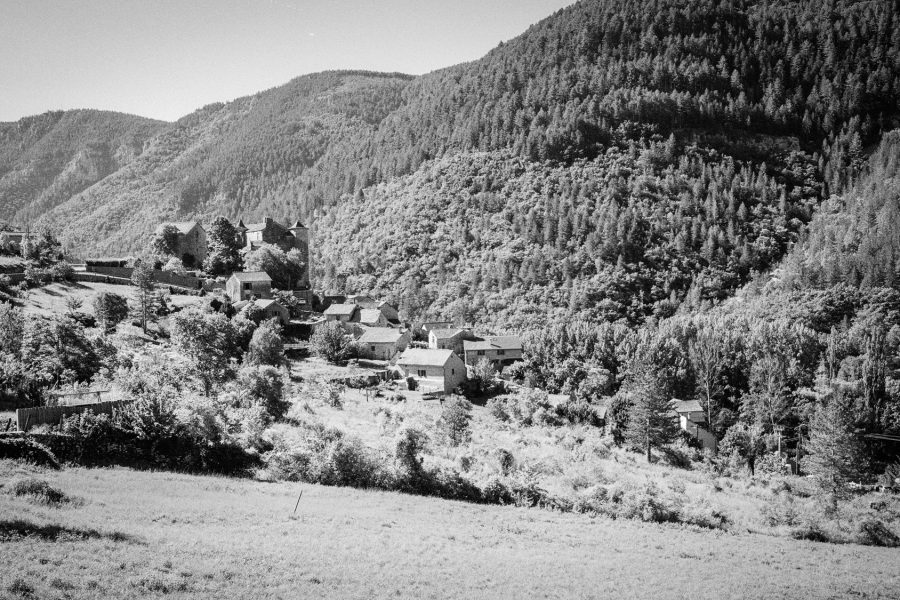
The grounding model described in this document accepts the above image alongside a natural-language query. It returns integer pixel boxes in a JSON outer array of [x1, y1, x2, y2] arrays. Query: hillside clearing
[[0, 460, 897, 600], [17, 281, 199, 318]]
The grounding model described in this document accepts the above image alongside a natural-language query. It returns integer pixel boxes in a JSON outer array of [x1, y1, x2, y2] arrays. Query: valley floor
[[1, 461, 898, 600]]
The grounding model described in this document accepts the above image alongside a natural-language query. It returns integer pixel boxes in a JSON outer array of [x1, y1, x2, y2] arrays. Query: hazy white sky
[[0, 0, 574, 122]]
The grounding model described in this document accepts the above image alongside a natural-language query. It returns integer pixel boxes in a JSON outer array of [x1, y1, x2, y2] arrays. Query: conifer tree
[[625, 361, 678, 462], [802, 393, 864, 500]]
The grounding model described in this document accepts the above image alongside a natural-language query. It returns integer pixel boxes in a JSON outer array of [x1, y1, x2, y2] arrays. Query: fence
[[16, 400, 126, 432]]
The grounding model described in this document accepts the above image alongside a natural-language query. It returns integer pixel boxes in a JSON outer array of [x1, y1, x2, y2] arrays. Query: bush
[[6, 477, 69, 505], [246, 319, 284, 366], [495, 448, 515, 475], [0, 437, 60, 469], [487, 397, 509, 422], [309, 321, 356, 364], [856, 519, 900, 547]]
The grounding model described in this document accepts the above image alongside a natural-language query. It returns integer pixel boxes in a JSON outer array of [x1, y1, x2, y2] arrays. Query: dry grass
[[1, 459, 898, 599], [18, 281, 199, 318]]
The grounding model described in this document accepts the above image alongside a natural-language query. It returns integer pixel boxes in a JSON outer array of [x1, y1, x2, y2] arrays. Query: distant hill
[[0, 110, 166, 225], [7, 0, 900, 326]]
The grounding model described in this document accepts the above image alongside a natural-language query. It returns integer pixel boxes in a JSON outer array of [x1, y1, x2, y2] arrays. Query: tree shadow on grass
[[0, 519, 143, 544]]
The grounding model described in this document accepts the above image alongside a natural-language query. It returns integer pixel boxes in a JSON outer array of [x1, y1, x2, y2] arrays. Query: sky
[[0, 0, 574, 122]]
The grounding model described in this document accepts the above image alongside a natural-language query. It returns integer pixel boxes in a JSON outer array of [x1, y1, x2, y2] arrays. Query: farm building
[[428, 328, 467, 355], [226, 271, 273, 302], [255, 298, 290, 324], [673, 399, 716, 451], [397, 348, 466, 394], [462, 335, 523, 369], [155, 221, 207, 267], [421, 321, 453, 336], [324, 303, 358, 322], [357, 327, 410, 361], [358, 308, 390, 327], [237, 218, 310, 289]]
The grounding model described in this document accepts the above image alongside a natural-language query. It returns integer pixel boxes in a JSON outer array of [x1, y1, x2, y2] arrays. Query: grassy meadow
[[17, 281, 199, 318], [1, 459, 899, 600]]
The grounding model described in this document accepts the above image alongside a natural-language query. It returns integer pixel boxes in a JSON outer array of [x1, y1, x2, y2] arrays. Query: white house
[[673, 399, 716, 451], [396, 348, 467, 394]]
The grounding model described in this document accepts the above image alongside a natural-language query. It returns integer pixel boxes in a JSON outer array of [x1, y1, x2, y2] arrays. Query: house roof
[[324, 303, 358, 316], [358, 308, 384, 324], [255, 298, 284, 311], [156, 221, 200, 235], [230, 271, 272, 283], [244, 219, 290, 235], [397, 348, 457, 368], [430, 328, 464, 339], [421, 321, 453, 332], [463, 335, 523, 352], [673, 399, 704, 413], [358, 327, 404, 344]]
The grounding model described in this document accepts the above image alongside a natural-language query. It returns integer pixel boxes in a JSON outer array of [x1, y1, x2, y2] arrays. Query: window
[[417, 369, 427, 377], [477, 350, 485, 356], [451, 369, 455, 375], [497, 350, 505, 356], [370, 346, 376, 352], [243, 283, 251, 290]]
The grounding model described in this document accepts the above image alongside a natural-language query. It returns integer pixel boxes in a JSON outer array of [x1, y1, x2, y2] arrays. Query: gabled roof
[[431, 328, 464, 339], [230, 271, 272, 282], [324, 303, 358, 316], [358, 308, 385, 324], [156, 221, 201, 235], [245, 219, 290, 235], [255, 298, 284, 310], [397, 348, 457, 368], [358, 327, 404, 344], [463, 335, 523, 352], [673, 399, 704, 413], [422, 321, 453, 331], [290, 220, 306, 229]]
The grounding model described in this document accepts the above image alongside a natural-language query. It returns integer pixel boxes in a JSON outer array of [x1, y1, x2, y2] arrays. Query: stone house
[[226, 271, 272, 303], [462, 335, 524, 369], [255, 298, 290, 325], [357, 327, 410, 361], [237, 217, 310, 289], [358, 308, 390, 328], [324, 303, 358, 323], [155, 221, 207, 267], [428, 328, 467, 356], [397, 348, 467, 394]]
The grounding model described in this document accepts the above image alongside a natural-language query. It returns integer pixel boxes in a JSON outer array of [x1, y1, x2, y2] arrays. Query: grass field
[[18, 281, 199, 318], [1, 460, 898, 600]]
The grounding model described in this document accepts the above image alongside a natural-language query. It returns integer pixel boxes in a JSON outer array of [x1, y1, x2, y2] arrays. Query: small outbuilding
[[255, 298, 290, 325], [357, 327, 410, 361], [324, 303, 358, 322], [396, 348, 466, 394], [226, 271, 273, 303]]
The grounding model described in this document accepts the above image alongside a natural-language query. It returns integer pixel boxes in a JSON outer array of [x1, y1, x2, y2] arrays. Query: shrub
[[487, 397, 509, 422], [395, 427, 428, 477], [245, 319, 284, 366], [856, 519, 900, 547], [0, 437, 60, 469], [495, 448, 515, 476], [7, 477, 69, 505]]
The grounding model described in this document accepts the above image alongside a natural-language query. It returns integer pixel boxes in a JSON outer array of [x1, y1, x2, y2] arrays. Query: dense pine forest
[[0, 0, 889, 331]]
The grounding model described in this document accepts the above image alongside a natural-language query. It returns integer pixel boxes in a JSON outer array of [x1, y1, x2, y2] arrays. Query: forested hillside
[[0, 110, 165, 225], [10, 0, 900, 328]]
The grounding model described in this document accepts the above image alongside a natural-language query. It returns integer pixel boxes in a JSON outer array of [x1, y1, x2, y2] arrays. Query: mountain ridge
[[1, 0, 897, 327]]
